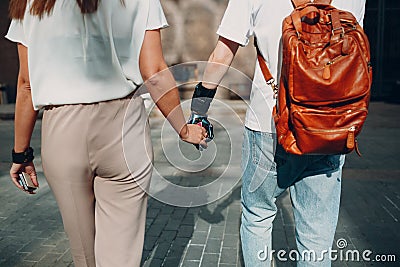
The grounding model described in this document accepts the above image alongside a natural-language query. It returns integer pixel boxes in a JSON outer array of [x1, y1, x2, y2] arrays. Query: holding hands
[[187, 82, 216, 150], [180, 123, 209, 149], [187, 113, 214, 150]]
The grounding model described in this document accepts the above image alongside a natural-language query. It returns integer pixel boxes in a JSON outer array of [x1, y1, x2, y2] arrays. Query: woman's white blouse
[[6, 0, 168, 110]]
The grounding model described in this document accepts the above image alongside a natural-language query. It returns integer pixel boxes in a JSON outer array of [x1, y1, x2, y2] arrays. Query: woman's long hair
[[9, 0, 100, 19]]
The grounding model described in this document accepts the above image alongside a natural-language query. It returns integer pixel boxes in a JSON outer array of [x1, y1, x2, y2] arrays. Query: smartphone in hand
[[17, 172, 37, 193]]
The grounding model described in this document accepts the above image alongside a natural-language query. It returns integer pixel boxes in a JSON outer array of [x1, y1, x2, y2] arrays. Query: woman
[[7, 0, 206, 266]]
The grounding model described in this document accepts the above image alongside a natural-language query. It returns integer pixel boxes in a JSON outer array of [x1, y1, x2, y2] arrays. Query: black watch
[[12, 147, 34, 164]]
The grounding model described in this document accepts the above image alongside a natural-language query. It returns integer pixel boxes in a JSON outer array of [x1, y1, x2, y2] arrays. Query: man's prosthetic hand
[[189, 82, 216, 150], [188, 113, 214, 150]]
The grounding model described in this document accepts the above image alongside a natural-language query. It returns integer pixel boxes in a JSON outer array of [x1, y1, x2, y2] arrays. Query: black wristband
[[191, 82, 217, 115], [12, 147, 34, 164]]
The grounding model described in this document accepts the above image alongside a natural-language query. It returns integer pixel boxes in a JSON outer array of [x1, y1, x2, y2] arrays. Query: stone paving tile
[[163, 257, 182, 266], [177, 225, 194, 238], [152, 242, 171, 260], [36, 252, 65, 267], [180, 260, 202, 267], [1, 259, 36, 267], [272, 229, 290, 251], [222, 234, 239, 249], [143, 258, 163, 267], [190, 231, 208, 245], [183, 245, 204, 261], [194, 219, 211, 232], [219, 247, 238, 265], [50, 238, 70, 254], [208, 226, 225, 240], [23, 244, 54, 262], [18, 238, 47, 253], [167, 244, 187, 259], [200, 253, 219, 266], [204, 238, 222, 254], [0, 243, 26, 260], [56, 251, 74, 267]]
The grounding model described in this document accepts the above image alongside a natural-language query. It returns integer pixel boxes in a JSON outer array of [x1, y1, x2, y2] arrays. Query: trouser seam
[[70, 183, 94, 267]]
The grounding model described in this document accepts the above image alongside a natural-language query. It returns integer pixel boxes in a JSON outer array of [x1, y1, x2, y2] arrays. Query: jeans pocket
[[247, 132, 277, 193], [251, 132, 277, 172]]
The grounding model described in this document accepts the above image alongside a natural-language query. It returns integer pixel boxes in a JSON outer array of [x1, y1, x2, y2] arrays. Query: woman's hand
[[180, 124, 208, 148], [10, 162, 38, 194]]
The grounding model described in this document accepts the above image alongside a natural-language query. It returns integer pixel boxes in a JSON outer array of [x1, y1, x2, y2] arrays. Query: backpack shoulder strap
[[255, 40, 278, 97], [291, 0, 332, 8]]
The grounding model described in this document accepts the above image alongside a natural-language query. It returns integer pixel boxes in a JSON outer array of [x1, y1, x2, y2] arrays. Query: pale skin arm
[[201, 37, 240, 89], [9, 43, 39, 193], [139, 29, 207, 145]]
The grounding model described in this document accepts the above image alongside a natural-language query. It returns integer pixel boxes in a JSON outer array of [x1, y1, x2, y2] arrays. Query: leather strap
[[257, 53, 274, 82], [291, 11, 303, 35], [255, 41, 278, 97], [291, 0, 332, 8], [331, 10, 342, 31], [291, 0, 310, 7], [330, 10, 344, 41], [255, 43, 273, 82], [291, 6, 320, 36]]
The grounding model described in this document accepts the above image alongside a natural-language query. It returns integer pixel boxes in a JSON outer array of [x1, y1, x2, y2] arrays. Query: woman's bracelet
[[12, 147, 34, 164]]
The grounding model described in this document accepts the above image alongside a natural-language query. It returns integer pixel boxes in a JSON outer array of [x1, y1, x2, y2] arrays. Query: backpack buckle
[[332, 26, 345, 38]]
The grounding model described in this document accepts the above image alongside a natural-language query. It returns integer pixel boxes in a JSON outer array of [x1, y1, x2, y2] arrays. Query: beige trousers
[[41, 95, 153, 267]]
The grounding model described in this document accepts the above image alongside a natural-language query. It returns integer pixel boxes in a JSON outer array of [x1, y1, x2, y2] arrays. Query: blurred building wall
[[364, 0, 400, 101], [0, 1, 18, 103], [160, 0, 256, 99]]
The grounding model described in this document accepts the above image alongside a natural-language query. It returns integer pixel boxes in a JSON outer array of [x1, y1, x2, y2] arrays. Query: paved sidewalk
[[0, 101, 399, 267]]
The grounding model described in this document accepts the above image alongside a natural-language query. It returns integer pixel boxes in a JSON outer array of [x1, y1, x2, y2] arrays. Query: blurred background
[[1, 0, 398, 103]]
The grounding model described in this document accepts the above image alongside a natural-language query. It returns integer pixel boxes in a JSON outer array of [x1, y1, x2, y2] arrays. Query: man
[[189, 0, 366, 266]]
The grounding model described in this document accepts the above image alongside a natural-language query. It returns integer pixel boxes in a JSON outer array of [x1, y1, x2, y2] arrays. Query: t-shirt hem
[[5, 34, 28, 47], [146, 23, 169, 31], [244, 120, 275, 134], [217, 26, 249, 47]]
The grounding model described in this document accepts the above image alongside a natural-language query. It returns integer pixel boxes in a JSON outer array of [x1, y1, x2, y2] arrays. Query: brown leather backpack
[[258, 0, 372, 155]]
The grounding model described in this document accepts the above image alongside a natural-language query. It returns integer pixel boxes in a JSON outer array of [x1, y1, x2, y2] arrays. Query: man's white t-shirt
[[6, 0, 168, 110], [217, 0, 366, 133]]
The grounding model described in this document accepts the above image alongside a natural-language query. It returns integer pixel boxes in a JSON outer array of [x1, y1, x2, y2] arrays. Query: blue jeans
[[240, 127, 345, 266]]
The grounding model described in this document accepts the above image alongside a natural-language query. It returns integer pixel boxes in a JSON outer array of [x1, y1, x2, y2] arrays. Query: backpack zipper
[[303, 125, 354, 133], [302, 125, 357, 150], [347, 126, 362, 156], [323, 55, 343, 79], [346, 126, 356, 150], [293, 107, 368, 116]]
